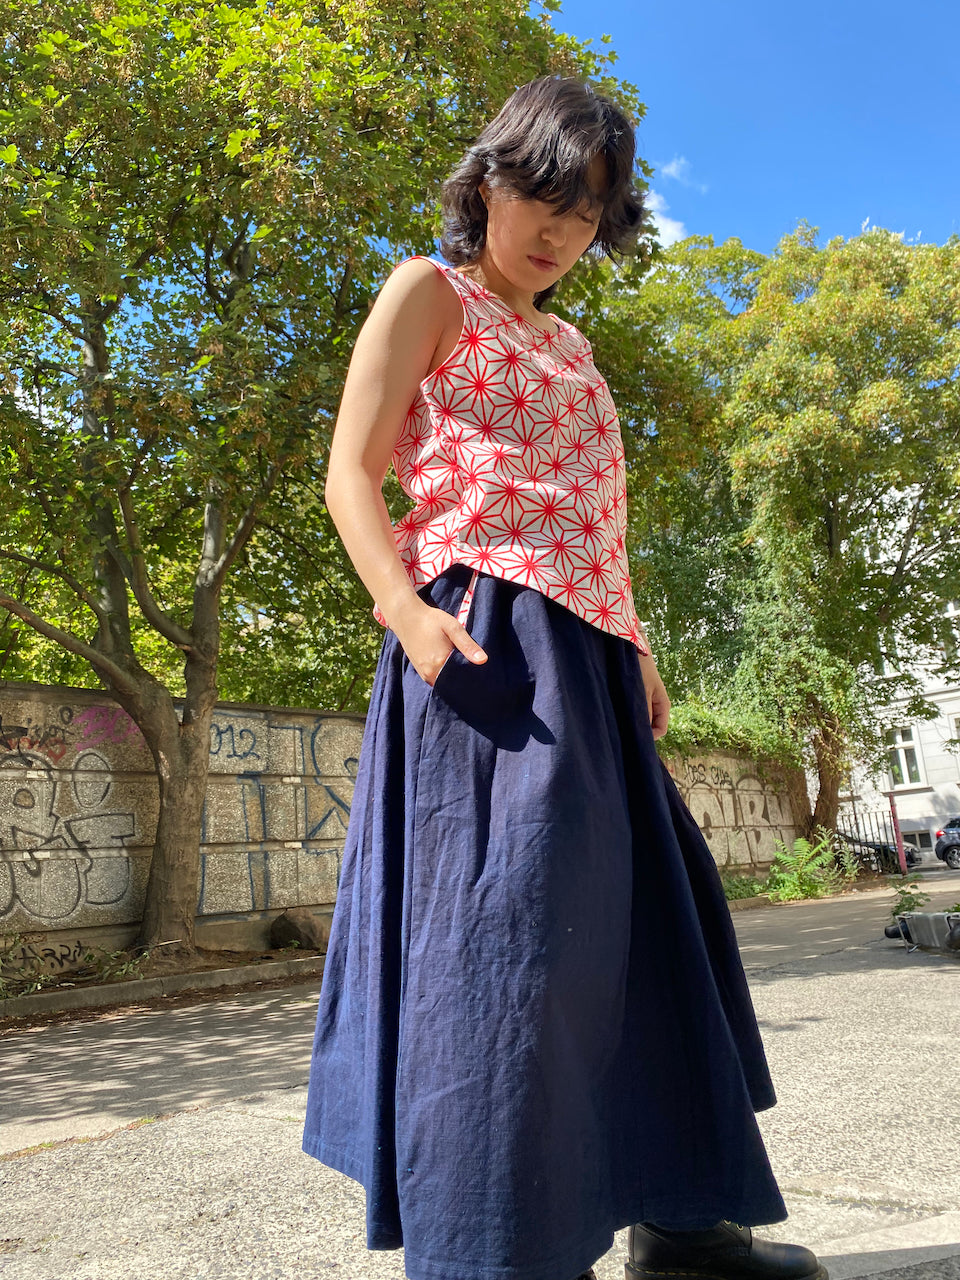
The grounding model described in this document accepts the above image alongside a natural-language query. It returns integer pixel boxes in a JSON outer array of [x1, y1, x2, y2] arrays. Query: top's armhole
[[573, 322, 592, 352], [395, 255, 469, 390]]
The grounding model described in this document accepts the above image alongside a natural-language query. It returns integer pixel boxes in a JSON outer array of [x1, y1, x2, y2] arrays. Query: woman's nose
[[541, 220, 566, 249]]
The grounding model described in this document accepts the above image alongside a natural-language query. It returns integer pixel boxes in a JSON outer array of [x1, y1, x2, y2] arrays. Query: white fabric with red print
[[372, 255, 651, 655]]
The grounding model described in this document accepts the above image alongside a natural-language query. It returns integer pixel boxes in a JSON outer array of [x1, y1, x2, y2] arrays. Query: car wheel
[[945, 847, 960, 871]]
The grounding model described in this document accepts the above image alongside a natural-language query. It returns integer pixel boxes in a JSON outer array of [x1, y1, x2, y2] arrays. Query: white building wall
[[832, 617, 960, 867]]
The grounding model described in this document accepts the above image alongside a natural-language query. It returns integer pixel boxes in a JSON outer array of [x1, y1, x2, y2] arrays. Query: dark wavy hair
[[439, 75, 646, 310]]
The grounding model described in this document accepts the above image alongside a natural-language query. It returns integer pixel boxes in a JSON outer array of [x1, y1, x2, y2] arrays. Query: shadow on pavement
[[1, 983, 321, 1153]]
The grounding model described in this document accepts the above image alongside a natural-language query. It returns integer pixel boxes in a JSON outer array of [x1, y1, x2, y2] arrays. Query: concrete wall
[[1, 680, 804, 967], [662, 752, 806, 871], [0, 680, 360, 962]]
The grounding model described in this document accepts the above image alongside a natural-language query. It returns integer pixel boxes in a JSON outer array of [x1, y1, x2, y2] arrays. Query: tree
[[580, 237, 766, 704], [0, 0, 645, 954], [590, 226, 960, 829], [724, 225, 960, 829]]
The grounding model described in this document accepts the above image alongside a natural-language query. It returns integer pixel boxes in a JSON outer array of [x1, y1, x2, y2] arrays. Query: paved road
[[6, 874, 955, 1157], [1, 869, 958, 1280], [733, 869, 960, 970]]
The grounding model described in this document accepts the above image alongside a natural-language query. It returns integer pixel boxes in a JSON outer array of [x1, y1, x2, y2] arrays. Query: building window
[[943, 600, 960, 665], [902, 831, 933, 851], [886, 726, 923, 787], [950, 717, 960, 777]]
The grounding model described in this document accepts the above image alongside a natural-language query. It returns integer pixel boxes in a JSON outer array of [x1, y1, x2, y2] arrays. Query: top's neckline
[[452, 268, 568, 340]]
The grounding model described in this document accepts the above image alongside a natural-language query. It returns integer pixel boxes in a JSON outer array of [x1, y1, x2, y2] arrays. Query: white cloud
[[659, 155, 708, 194], [647, 190, 687, 246]]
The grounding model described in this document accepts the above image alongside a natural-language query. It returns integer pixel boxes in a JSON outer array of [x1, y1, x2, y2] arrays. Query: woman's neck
[[457, 258, 558, 333], [458, 257, 540, 321]]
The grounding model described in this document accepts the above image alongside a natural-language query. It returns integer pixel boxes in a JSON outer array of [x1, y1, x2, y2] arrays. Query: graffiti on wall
[[0, 936, 88, 977], [1, 704, 145, 764], [667, 756, 798, 868], [2, 696, 800, 931], [0, 748, 136, 922], [0, 698, 359, 928]]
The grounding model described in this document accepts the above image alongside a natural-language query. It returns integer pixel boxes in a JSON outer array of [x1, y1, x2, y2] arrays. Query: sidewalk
[[1, 872, 958, 1280]]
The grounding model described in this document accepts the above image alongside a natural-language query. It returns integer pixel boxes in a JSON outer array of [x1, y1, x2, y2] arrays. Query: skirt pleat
[[302, 565, 787, 1280]]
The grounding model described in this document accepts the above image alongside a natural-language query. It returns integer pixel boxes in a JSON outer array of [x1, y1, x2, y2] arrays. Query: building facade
[[839, 601, 960, 867]]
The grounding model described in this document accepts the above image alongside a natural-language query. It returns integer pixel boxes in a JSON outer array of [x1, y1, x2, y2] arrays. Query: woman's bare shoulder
[[375, 256, 457, 312], [363, 257, 463, 364]]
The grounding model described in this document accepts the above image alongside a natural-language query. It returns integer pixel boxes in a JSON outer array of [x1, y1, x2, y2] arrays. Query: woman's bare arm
[[324, 257, 487, 684]]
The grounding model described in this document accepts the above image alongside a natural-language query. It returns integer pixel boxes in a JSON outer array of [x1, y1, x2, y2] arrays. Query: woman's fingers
[[399, 609, 488, 686], [419, 619, 488, 687], [638, 652, 670, 739], [442, 616, 488, 665]]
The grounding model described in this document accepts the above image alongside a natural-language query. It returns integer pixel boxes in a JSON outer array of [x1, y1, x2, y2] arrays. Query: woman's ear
[[478, 180, 489, 207]]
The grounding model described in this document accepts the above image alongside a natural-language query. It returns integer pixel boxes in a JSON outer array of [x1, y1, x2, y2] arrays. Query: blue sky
[[548, 0, 960, 255]]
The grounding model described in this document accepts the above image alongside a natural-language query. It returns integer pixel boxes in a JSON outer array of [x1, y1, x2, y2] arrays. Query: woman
[[302, 75, 827, 1280]]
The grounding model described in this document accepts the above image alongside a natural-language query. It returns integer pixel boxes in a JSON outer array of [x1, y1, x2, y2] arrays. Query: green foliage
[[0, 0, 646, 713], [657, 696, 801, 768], [719, 873, 766, 900], [586, 239, 764, 708], [0, 933, 150, 998], [717, 837, 862, 907], [614, 225, 960, 816], [829, 833, 862, 886], [888, 877, 932, 919], [723, 226, 960, 776], [762, 828, 844, 901]]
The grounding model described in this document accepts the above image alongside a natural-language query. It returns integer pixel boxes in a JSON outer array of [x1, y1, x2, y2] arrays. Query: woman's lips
[[528, 255, 557, 271]]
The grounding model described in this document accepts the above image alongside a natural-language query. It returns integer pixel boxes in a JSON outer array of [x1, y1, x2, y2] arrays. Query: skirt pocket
[[429, 572, 537, 742]]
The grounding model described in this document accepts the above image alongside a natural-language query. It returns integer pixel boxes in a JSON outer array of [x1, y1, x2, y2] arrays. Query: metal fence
[[834, 804, 905, 873]]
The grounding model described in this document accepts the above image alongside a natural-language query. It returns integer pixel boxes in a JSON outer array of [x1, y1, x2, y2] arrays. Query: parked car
[[934, 817, 960, 870], [835, 830, 918, 874]]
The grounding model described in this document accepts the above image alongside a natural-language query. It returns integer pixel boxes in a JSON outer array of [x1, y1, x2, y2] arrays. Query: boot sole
[[626, 1263, 829, 1280]]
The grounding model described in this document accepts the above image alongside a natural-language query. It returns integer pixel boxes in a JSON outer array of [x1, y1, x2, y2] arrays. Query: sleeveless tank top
[[371, 255, 651, 655]]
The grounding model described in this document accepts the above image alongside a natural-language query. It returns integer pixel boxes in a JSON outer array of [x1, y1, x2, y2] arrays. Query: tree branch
[[121, 428, 164, 490], [0, 547, 106, 618], [209, 458, 284, 594], [202, 229, 226, 310], [0, 587, 142, 696], [26, 357, 79, 380], [114, 487, 196, 650], [333, 254, 354, 325], [876, 487, 930, 625], [252, 517, 350, 608], [9, 294, 86, 342]]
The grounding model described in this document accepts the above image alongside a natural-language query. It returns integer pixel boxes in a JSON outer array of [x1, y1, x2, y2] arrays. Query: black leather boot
[[626, 1220, 828, 1280]]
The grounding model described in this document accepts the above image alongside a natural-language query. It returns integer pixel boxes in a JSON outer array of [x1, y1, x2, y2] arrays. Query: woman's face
[[478, 152, 606, 295]]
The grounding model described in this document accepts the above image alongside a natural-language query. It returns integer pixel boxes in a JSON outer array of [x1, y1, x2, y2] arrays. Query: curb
[[0, 954, 325, 1020], [816, 1210, 960, 1280], [726, 894, 774, 912], [725, 876, 944, 912]]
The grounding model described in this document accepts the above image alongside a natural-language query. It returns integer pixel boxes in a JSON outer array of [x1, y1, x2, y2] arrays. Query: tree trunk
[[135, 682, 218, 957], [72, 305, 224, 959], [810, 711, 847, 835], [0, 277, 272, 960], [81, 651, 218, 960], [782, 763, 814, 839]]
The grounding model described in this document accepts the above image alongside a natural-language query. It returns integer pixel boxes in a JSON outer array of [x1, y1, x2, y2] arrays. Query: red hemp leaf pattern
[[372, 257, 649, 655]]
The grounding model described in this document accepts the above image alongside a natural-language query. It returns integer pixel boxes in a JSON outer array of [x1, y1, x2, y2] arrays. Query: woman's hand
[[388, 596, 488, 687], [638, 653, 670, 739]]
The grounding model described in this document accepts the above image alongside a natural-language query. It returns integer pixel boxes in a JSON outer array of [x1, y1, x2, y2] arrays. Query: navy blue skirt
[[302, 565, 787, 1280]]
